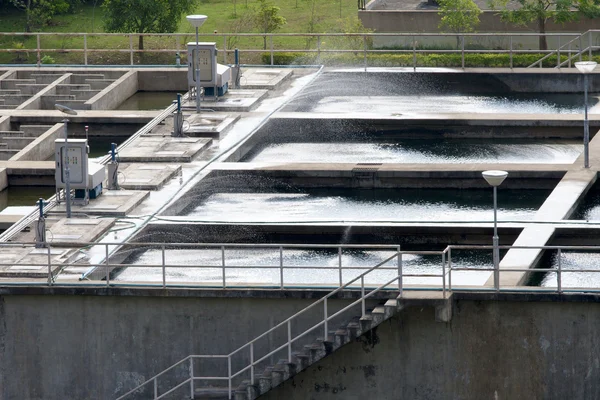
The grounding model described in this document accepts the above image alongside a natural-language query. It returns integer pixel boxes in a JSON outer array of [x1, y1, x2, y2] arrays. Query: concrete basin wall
[[9, 123, 62, 162]]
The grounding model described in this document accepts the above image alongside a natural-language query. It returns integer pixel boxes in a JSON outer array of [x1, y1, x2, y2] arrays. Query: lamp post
[[186, 14, 208, 114], [482, 170, 508, 291], [575, 61, 597, 169], [55, 104, 78, 218]]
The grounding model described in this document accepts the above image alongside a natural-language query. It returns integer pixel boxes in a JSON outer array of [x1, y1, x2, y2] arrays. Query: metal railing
[[0, 31, 589, 69], [527, 30, 600, 68]]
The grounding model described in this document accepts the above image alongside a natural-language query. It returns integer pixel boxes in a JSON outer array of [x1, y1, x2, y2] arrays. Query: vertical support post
[[36, 34, 41, 67], [161, 245, 166, 289], [129, 34, 134, 66], [105, 244, 110, 287], [47, 246, 52, 285], [221, 245, 226, 288], [317, 35, 321, 62], [589, 31, 593, 61], [250, 343, 254, 384], [361, 276, 365, 316], [397, 246, 402, 296], [280, 246, 284, 289], [62, 119, 71, 219], [493, 185, 500, 291], [579, 35, 583, 62], [323, 298, 328, 339], [442, 251, 446, 298], [189, 357, 194, 399], [461, 35, 465, 69], [557, 249, 562, 294], [448, 247, 452, 291], [363, 35, 367, 72], [287, 320, 292, 362], [228, 356, 232, 400], [84, 34, 88, 66], [223, 35, 228, 64], [569, 43, 572, 68], [153, 378, 158, 399], [557, 36, 561, 68], [584, 73, 590, 169], [195, 27, 201, 114], [338, 246, 343, 287], [412, 36, 417, 71], [270, 35, 274, 66], [509, 36, 513, 69]]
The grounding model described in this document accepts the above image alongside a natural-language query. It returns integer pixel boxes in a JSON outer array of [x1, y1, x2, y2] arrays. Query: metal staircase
[[528, 29, 599, 69], [115, 250, 451, 400]]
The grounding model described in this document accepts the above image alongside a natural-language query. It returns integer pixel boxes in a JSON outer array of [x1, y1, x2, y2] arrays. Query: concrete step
[[0, 131, 26, 137], [56, 84, 92, 95], [0, 95, 32, 106], [0, 79, 35, 89], [70, 89, 101, 101], [14, 83, 48, 95], [70, 74, 106, 84], [193, 387, 231, 399], [0, 89, 20, 95], [0, 137, 36, 149], [40, 95, 76, 109], [0, 149, 19, 160], [84, 79, 114, 90], [0, 105, 17, 110], [47, 99, 89, 111], [18, 125, 53, 136], [30, 73, 63, 84]]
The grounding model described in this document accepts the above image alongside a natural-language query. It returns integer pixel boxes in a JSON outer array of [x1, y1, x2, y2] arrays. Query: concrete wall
[[87, 70, 138, 111], [359, 11, 599, 49], [264, 295, 600, 400], [1, 291, 600, 400], [17, 74, 71, 110], [9, 123, 62, 162], [137, 69, 188, 91]]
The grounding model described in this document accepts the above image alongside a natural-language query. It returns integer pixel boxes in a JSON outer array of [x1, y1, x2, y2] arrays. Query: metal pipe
[[584, 73, 590, 168], [493, 185, 499, 290], [63, 119, 71, 218], [195, 27, 201, 114]]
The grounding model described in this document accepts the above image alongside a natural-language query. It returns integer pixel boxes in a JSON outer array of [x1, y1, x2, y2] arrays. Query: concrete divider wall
[[87, 70, 138, 110], [137, 69, 187, 91], [16, 73, 71, 110], [9, 123, 62, 162], [0, 168, 6, 191], [1, 293, 600, 400]]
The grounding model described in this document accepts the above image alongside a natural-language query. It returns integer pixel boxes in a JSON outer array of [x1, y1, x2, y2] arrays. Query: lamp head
[[186, 14, 208, 28], [54, 104, 78, 115], [482, 170, 508, 187], [575, 61, 597, 74]]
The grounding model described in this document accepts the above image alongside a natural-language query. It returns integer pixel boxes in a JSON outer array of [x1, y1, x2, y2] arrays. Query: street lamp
[[186, 14, 208, 114], [55, 103, 78, 218], [482, 170, 508, 291], [575, 61, 597, 169]]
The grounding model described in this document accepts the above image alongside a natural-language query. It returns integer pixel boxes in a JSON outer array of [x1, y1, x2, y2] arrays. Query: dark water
[[115, 247, 494, 287], [183, 187, 550, 222], [87, 136, 128, 158], [0, 186, 55, 212], [246, 139, 581, 164], [117, 91, 180, 110]]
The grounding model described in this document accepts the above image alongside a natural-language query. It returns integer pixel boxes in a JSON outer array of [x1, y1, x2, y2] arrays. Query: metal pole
[[161, 245, 166, 288], [584, 73, 590, 168], [63, 119, 71, 218], [287, 320, 292, 362], [189, 357, 194, 399], [493, 185, 499, 291], [557, 248, 562, 294], [196, 27, 201, 114]]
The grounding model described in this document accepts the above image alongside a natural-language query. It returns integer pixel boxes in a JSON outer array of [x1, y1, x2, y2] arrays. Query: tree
[[10, 0, 72, 32], [489, 0, 600, 50], [102, 0, 195, 50], [255, 0, 286, 50], [438, 0, 481, 49]]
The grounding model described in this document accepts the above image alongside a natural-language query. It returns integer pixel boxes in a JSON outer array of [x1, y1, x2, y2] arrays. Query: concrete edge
[[9, 123, 62, 162], [16, 73, 72, 110], [86, 70, 138, 110]]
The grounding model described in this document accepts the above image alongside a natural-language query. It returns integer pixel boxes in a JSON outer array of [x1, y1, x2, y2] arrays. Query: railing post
[[189, 357, 194, 399], [279, 246, 284, 289], [579, 35, 583, 62], [317, 35, 321, 63], [105, 243, 110, 287], [448, 247, 452, 291], [509, 36, 513, 69], [323, 298, 328, 339], [84, 34, 88, 66], [287, 320, 292, 362], [338, 246, 343, 287], [363, 34, 368, 72], [228, 356, 232, 400], [397, 246, 402, 297], [461, 35, 465, 69], [129, 34, 134, 66], [153, 378, 158, 399], [557, 249, 562, 294], [589, 31, 593, 61], [412, 35, 417, 71], [36, 34, 41, 67], [221, 245, 226, 289], [161, 245, 166, 289], [361, 276, 365, 316], [568, 43, 572, 68], [223, 35, 228, 64], [269, 35, 274, 66], [557, 36, 561, 68], [250, 342, 255, 384], [442, 251, 446, 299], [47, 246, 52, 285]]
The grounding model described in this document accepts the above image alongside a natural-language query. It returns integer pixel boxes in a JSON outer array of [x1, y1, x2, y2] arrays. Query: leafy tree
[[10, 0, 73, 32], [102, 0, 195, 50], [490, 0, 600, 50], [255, 0, 286, 50], [438, 0, 481, 49]]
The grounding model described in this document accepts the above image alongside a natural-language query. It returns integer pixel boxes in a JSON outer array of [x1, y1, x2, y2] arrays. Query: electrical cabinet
[[187, 42, 217, 86]]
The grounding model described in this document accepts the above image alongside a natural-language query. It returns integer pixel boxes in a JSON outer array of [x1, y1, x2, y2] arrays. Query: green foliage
[[255, 0, 286, 49], [489, 0, 600, 49], [322, 16, 374, 51], [40, 54, 55, 63], [102, 0, 195, 49], [438, 0, 481, 34], [10, 0, 76, 31], [11, 41, 28, 62]]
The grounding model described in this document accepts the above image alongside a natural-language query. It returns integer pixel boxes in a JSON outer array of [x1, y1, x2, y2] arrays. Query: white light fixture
[[55, 104, 78, 218], [187, 14, 208, 114], [482, 170, 508, 187], [575, 61, 597, 74]]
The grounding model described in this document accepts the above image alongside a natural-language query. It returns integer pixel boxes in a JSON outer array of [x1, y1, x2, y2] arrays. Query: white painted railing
[[0, 31, 593, 69]]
